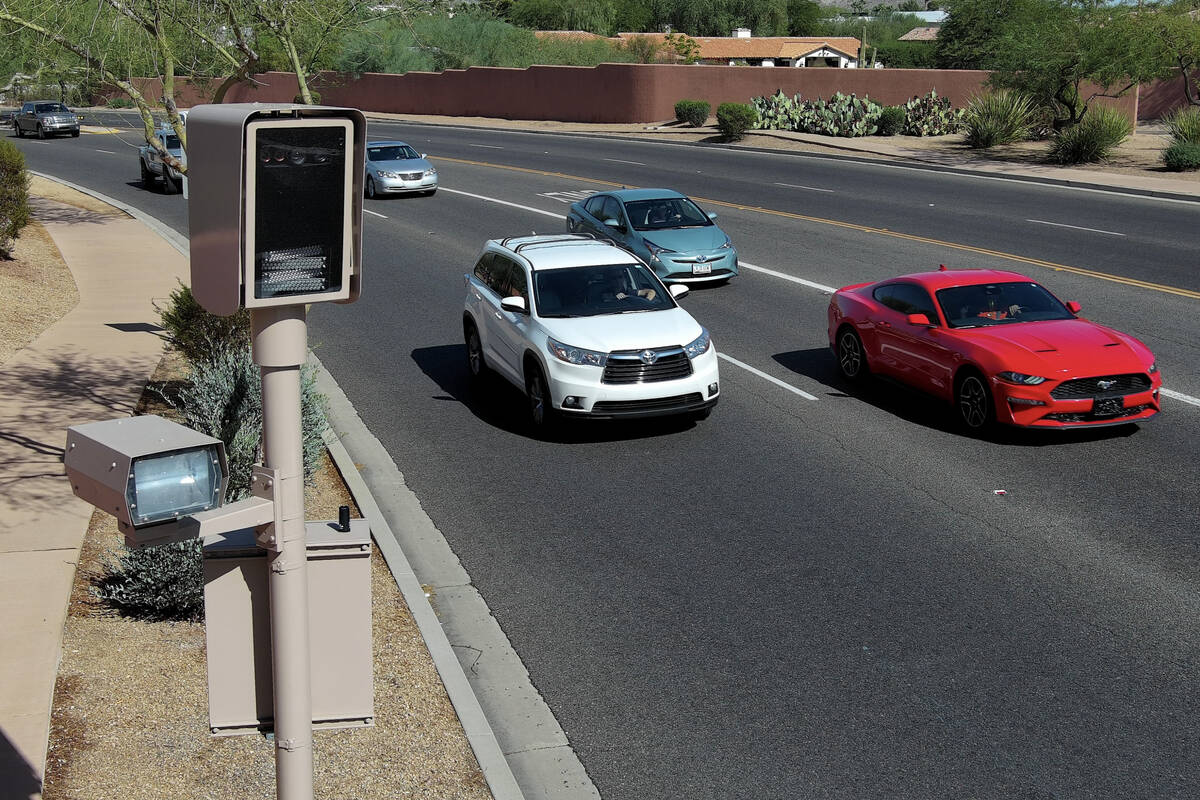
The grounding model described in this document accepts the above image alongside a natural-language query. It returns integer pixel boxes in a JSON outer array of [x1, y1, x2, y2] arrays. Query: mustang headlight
[[643, 238, 675, 258], [377, 170, 400, 178], [423, 167, 437, 177], [684, 328, 712, 359], [548, 338, 606, 367], [1148, 362, 1158, 374], [996, 371, 1046, 386]]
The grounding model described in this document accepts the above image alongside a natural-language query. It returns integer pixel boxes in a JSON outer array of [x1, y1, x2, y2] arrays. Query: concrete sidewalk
[[0, 198, 187, 800]]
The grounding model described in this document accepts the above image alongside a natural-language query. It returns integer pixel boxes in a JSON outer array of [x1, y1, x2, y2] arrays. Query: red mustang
[[827, 267, 1161, 430]]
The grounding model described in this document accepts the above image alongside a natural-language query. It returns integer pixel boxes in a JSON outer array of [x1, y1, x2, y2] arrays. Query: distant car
[[827, 267, 1161, 431], [13, 100, 80, 139], [364, 140, 437, 198], [138, 124, 185, 194], [463, 234, 719, 431], [566, 188, 738, 284]]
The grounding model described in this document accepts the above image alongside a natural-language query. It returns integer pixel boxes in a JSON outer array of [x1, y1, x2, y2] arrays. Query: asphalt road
[[12, 118, 1200, 799]]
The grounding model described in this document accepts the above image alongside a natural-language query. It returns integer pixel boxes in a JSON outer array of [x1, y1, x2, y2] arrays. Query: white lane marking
[[94, 149, 117, 154], [1162, 388, 1200, 407], [604, 158, 646, 166], [718, 353, 818, 401], [441, 187, 566, 220], [470, 143, 503, 149], [1026, 219, 1126, 237], [364, 209, 388, 219], [740, 261, 836, 294], [775, 182, 835, 193]]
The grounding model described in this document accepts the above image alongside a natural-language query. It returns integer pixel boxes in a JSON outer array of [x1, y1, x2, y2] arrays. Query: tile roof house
[[535, 30, 864, 68]]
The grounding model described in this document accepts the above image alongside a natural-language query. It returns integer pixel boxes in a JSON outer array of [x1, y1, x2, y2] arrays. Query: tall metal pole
[[252, 305, 314, 800]]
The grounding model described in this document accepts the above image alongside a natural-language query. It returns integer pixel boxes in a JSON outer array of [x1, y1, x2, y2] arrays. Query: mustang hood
[[970, 319, 1151, 373], [641, 225, 728, 254], [543, 307, 703, 353]]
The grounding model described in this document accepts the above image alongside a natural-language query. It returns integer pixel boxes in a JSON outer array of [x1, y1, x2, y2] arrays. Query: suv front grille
[[591, 393, 704, 414], [602, 348, 692, 384], [1050, 374, 1151, 400]]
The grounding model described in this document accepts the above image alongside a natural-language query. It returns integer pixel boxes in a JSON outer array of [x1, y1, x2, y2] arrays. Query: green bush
[[902, 89, 964, 136], [1163, 140, 1200, 171], [1047, 106, 1133, 164], [106, 96, 133, 109], [94, 539, 204, 621], [716, 102, 758, 141], [1164, 106, 1200, 145], [876, 106, 906, 136], [155, 282, 251, 365], [0, 140, 31, 258], [964, 91, 1036, 149], [294, 90, 322, 104], [674, 99, 711, 128]]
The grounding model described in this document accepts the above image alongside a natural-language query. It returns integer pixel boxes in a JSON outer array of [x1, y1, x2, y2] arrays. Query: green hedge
[[1163, 140, 1200, 171], [716, 102, 757, 141], [674, 99, 710, 128]]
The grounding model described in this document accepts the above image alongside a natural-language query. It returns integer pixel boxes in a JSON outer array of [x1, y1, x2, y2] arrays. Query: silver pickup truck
[[13, 100, 80, 139], [138, 125, 185, 194]]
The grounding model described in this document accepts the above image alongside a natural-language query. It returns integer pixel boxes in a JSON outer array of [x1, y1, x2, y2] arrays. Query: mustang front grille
[[602, 348, 692, 385], [1050, 374, 1151, 400]]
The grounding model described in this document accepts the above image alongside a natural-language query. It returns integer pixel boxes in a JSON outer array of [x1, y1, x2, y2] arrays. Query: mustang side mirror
[[907, 313, 934, 327], [500, 296, 527, 314], [1065, 301, 1082, 314]]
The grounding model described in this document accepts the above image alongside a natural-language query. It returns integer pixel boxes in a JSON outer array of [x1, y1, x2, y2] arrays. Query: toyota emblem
[[695, 254, 708, 263], [640, 349, 659, 365]]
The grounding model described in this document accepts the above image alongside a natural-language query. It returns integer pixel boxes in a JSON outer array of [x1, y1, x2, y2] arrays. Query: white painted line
[[604, 158, 646, 166], [1026, 219, 1126, 237], [718, 353, 819, 401], [441, 187, 566, 220], [775, 182, 835, 193], [740, 261, 837, 294], [94, 149, 117, 154], [364, 209, 388, 219], [1162, 387, 1200, 408], [470, 143, 503, 149]]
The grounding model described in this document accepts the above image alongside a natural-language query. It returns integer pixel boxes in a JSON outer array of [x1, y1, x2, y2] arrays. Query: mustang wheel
[[836, 327, 868, 381], [464, 321, 488, 381], [526, 364, 555, 432], [956, 371, 994, 431]]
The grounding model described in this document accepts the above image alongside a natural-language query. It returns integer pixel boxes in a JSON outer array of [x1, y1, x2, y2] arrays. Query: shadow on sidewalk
[[0, 728, 42, 800]]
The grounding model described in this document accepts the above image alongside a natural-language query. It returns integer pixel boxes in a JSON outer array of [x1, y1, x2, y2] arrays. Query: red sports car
[[827, 267, 1161, 430]]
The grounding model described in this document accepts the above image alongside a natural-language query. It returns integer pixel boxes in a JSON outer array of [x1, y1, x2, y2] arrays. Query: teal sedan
[[566, 188, 738, 284]]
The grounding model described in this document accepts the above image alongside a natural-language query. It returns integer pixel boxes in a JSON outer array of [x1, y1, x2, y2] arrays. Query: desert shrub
[[1163, 140, 1200, 171], [876, 106, 906, 136], [716, 102, 758, 141], [902, 89, 965, 136], [1047, 106, 1133, 164], [0, 140, 31, 258], [94, 539, 204, 621], [963, 91, 1036, 149], [106, 96, 133, 108], [168, 345, 327, 502], [294, 90, 322, 104], [156, 282, 251, 365], [674, 99, 710, 128], [1164, 106, 1200, 145]]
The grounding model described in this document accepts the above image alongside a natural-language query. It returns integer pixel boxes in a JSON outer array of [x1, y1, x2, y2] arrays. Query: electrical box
[[203, 519, 374, 734]]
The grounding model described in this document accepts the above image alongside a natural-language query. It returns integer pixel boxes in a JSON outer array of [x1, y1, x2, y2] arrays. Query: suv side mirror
[[669, 283, 689, 299], [500, 296, 527, 313]]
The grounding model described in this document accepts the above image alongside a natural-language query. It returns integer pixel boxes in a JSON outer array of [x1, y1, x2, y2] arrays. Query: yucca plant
[[1047, 106, 1133, 164], [964, 91, 1036, 149], [1164, 106, 1200, 145]]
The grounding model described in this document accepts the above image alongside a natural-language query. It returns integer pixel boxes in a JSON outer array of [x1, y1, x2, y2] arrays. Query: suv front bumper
[[545, 348, 720, 419]]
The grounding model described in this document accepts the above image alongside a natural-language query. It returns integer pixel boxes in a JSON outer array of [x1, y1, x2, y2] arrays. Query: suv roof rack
[[499, 233, 598, 252]]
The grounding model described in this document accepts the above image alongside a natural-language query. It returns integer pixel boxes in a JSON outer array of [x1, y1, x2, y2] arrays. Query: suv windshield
[[624, 197, 713, 231], [35, 103, 69, 114], [937, 281, 1075, 328], [368, 145, 419, 162], [534, 263, 673, 317]]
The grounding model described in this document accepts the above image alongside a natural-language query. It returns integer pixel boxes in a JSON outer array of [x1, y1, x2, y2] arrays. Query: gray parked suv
[[13, 101, 80, 139]]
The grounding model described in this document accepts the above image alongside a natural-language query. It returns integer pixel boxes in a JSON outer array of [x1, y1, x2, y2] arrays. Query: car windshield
[[624, 197, 714, 231], [534, 263, 674, 317], [35, 103, 69, 114], [368, 145, 419, 162], [937, 281, 1075, 328]]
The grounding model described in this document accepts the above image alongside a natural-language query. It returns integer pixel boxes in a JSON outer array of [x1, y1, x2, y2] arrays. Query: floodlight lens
[[127, 445, 223, 526]]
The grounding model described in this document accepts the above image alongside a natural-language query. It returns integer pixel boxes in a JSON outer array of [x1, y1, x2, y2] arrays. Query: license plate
[[1093, 397, 1123, 416], [692, 263, 712, 275]]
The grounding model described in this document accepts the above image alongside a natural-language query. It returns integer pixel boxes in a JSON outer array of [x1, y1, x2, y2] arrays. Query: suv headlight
[[996, 371, 1046, 385], [684, 328, 711, 359], [548, 338, 607, 367]]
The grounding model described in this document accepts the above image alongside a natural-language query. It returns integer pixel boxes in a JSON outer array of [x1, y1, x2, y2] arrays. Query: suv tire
[[526, 362, 556, 434], [464, 320, 488, 381]]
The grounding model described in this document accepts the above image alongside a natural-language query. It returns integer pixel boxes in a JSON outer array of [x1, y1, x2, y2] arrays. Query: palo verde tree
[[1141, 1, 1200, 108]]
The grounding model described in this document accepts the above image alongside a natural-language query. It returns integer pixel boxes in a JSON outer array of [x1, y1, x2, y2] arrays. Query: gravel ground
[[8, 182, 492, 799]]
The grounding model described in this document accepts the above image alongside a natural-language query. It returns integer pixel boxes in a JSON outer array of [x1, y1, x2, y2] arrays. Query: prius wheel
[[836, 327, 868, 382], [956, 371, 994, 432], [365, 177, 376, 199], [526, 364, 556, 433], [464, 320, 488, 381]]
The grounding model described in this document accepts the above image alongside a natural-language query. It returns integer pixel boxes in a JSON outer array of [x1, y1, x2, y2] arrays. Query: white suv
[[463, 234, 719, 430]]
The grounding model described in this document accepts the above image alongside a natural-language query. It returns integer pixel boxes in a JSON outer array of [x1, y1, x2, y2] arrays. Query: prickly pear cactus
[[901, 89, 965, 136]]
